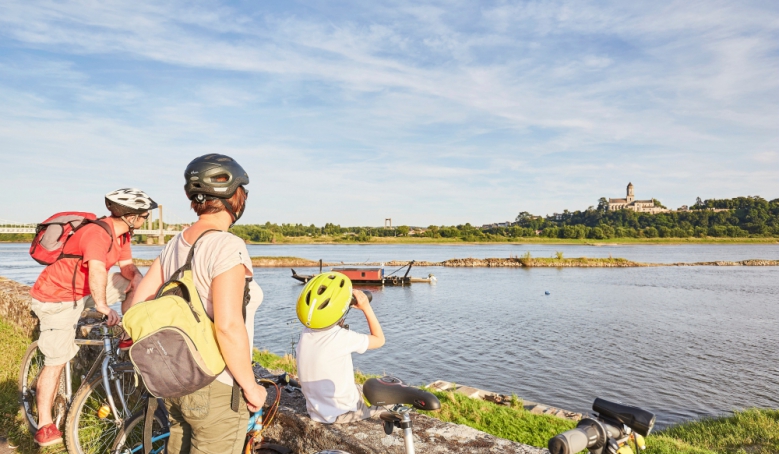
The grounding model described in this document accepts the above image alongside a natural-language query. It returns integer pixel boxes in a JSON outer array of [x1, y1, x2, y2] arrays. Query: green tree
[[396, 225, 410, 236], [597, 197, 609, 212]]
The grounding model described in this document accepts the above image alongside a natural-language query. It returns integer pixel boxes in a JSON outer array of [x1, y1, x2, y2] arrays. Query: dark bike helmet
[[184, 154, 250, 223]]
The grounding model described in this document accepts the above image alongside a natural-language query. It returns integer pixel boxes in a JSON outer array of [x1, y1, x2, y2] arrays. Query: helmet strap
[[218, 198, 242, 227], [120, 215, 136, 235]]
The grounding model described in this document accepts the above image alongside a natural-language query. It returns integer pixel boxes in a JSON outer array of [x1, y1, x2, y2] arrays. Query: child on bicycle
[[295, 272, 385, 424]]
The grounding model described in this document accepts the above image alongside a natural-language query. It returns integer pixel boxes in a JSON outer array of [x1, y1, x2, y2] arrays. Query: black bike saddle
[[363, 376, 441, 411]]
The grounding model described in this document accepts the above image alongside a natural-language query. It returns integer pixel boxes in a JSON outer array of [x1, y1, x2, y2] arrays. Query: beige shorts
[[332, 384, 386, 424], [31, 273, 130, 366]]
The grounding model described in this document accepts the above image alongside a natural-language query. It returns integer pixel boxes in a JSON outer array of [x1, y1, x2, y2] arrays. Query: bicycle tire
[[18, 340, 68, 433], [112, 409, 168, 454], [64, 362, 148, 454]]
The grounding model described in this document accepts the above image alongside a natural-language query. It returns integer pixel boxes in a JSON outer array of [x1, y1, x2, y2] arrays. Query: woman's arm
[[128, 258, 164, 308], [212, 264, 267, 412]]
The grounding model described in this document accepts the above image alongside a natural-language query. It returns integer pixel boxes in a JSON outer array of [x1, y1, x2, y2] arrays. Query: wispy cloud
[[0, 0, 777, 224]]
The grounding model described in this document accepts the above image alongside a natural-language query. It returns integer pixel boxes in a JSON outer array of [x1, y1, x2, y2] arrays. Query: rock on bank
[[260, 367, 547, 454], [0, 277, 36, 338]]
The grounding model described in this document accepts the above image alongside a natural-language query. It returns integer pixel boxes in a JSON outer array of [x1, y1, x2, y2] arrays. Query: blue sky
[[1, 1, 777, 226]]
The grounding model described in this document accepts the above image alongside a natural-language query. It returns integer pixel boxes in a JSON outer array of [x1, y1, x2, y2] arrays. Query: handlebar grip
[[548, 428, 589, 454], [287, 376, 301, 388]]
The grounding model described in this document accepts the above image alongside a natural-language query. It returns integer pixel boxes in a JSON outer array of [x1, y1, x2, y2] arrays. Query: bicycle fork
[[99, 327, 129, 425]]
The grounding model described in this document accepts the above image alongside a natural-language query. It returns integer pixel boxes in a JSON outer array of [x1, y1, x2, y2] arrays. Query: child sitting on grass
[[294, 272, 385, 424]]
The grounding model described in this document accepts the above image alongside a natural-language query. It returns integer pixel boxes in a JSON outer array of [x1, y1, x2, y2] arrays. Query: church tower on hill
[[607, 182, 667, 213]]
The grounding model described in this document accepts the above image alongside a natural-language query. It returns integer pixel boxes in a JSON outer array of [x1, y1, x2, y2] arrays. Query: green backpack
[[124, 229, 249, 398]]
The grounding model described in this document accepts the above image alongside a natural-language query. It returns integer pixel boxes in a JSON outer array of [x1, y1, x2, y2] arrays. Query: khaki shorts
[[165, 381, 250, 454], [332, 384, 386, 424], [31, 273, 130, 366]]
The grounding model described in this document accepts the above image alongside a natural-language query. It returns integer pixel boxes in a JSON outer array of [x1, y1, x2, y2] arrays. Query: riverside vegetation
[[225, 196, 779, 243], [4, 196, 779, 245], [131, 254, 779, 268], [1, 287, 777, 453]]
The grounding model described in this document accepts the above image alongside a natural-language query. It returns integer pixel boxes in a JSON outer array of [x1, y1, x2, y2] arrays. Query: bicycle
[[114, 368, 441, 454], [112, 365, 296, 454], [548, 398, 656, 454], [18, 312, 149, 454]]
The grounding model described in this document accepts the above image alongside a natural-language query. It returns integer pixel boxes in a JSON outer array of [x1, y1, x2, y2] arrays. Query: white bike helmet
[[105, 188, 158, 216]]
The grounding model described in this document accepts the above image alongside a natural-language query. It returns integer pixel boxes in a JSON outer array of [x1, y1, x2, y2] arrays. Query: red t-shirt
[[30, 221, 132, 302]]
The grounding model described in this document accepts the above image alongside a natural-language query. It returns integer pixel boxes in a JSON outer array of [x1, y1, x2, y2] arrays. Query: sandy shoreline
[[130, 257, 779, 268]]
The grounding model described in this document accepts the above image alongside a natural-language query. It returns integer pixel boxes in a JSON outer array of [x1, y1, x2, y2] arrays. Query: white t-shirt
[[295, 325, 370, 423], [159, 230, 263, 386]]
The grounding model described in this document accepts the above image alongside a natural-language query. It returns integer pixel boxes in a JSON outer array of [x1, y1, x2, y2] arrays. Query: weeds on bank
[[418, 388, 577, 448], [251, 349, 379, 385], [649, 409, 779, 454], [3, 329, 778, 454], [253, 349, 298, 374], [0, 319, 64, 454]]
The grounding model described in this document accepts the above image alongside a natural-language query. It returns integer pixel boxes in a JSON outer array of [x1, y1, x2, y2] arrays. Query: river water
[[2, 242, 778, 428]]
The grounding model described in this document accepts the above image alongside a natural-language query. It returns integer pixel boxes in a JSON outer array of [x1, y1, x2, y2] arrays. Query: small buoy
[[544, 291, 550, 295]]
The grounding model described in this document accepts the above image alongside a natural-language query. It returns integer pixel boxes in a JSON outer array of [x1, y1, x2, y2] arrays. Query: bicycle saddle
[[363, 376, 441, 411]]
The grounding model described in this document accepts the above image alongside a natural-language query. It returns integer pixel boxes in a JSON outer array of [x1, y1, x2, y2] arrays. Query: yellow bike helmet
[[296, 272, 353, 329]]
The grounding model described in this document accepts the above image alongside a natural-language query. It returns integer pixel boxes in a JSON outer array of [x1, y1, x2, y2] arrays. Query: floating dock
[[291, 260, 435, 286]]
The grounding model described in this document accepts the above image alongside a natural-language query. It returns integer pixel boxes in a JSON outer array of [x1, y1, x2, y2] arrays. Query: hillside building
[[608, 183, 668, 214]]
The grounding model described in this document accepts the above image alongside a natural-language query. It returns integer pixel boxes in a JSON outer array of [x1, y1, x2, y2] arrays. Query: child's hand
[[351, 289, 371, 312]]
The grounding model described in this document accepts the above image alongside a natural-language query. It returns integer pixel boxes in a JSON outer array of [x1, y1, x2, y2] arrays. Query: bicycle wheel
[[18, 341, 68, 433], [64, 362, 148, 454], [112, 409, 168, 454]]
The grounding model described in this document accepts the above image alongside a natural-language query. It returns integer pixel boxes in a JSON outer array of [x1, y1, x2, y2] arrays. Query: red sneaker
[[35, 423, 63, 447]]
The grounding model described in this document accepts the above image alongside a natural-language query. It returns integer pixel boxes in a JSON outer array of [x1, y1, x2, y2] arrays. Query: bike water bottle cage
[[363, 376, 441, 411]]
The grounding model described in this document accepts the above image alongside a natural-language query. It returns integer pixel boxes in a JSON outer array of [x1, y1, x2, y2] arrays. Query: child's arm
[[352, 289, 385, 349]]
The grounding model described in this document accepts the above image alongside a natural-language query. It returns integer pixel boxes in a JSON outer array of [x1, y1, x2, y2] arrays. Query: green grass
[[418, 389, 577, 448], [253, 349, 298, 374], [251, 235, 779, 245], [3, 330, 777, 453], [648, 409, 779, 454], [251, 351, 777, 453], [251, 349, 378, 384], [0, 318, 65, 453]]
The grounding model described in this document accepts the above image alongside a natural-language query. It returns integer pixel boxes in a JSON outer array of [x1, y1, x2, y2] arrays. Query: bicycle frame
[[125, 409, 264, 454], [62, 325, 132, 424]]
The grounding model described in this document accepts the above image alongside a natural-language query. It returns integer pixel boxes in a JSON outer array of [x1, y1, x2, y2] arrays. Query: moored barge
[[291, 260, 434, 286]]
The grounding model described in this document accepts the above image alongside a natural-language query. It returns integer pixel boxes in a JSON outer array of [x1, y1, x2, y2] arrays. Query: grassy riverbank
[[132, 255, 779, 268], [1, 319, 776, 453], [4, 236, 779, 246], [252, 350, 779, 453], [250, 236, 779, 245]]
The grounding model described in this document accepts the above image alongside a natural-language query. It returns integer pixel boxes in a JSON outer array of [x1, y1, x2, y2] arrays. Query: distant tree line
[[4, 196, 777, 244], [228, 196, 779, 242], [504, 196, 779, 239]]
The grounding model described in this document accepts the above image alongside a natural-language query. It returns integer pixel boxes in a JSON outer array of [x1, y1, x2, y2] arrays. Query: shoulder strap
[[165, 229, 221, 284], [142, 397, 159, 454], [93, 218, 115, 253], [183, 229, 221, 269], [60, 218, 116, 306]]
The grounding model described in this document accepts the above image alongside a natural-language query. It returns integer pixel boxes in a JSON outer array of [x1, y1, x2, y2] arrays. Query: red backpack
[[29, 212, 114, 265]]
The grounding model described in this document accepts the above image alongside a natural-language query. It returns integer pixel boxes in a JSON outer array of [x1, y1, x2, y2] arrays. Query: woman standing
[[131, 154, 266, 454]]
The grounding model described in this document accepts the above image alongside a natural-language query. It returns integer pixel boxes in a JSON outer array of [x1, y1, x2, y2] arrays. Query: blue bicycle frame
[[128, 410, 263, 454]]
